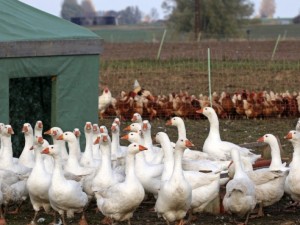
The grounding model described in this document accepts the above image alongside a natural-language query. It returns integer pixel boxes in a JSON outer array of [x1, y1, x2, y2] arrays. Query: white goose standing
[[197, 107, 261, 163], [44, 127, 69, 162], [154, 138, 193, 225], [72, 128, 82, 161], [26, 136, 52, 225], [284, 130, 300, 202], [18, 123, 35, 168], [95, 143, 147, 225], [80, 122, 99, 168], [41, 145, 88, 225], [223, 148, 256, 225]]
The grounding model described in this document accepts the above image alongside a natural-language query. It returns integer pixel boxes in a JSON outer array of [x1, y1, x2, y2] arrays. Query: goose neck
[[176, 121, 187, 139], [125, 153, 136, 181], [268, 141, 283, 170], [171, 147, 184, 179]]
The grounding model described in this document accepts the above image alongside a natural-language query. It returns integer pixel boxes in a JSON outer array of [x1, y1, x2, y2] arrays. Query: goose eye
[[130, 133, 133, 136], [51, 146, 54, 149], [65, 133, 68, 135], [205, 108, 207, 110], [265, 135, 268, 138], [294, 132, 296, 134], [134, 144, 137, 147]]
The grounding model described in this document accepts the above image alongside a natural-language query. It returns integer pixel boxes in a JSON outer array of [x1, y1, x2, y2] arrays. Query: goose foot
[[0, 218, 6, 225], [101, 216, 112, 225], [79, 213, 88, 225]]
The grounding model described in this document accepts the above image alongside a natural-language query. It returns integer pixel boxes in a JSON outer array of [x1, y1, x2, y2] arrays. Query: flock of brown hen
[[99, 83, 300, 121]]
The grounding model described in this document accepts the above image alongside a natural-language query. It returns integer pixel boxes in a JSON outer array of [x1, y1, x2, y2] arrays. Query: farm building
[[0, 0, 102, 153]]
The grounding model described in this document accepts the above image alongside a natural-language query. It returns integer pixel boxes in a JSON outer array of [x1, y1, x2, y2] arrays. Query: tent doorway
[[9, 76, 52, 157]]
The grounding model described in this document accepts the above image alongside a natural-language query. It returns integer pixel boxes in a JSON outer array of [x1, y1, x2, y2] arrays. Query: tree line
[[61, 0, 299, 38]]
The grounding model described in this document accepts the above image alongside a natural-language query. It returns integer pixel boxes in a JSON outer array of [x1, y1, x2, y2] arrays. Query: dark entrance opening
[[9, 76, 52, 157]]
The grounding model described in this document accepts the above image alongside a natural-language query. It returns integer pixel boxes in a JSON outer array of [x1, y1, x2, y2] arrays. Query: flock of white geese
[[0, 107, 299, 225]]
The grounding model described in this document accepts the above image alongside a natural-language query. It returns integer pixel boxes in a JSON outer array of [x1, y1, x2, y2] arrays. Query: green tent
[[0, 0, 102, 154]]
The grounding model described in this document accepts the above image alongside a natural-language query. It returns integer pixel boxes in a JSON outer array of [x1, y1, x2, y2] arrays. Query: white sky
[[19, 0, 300, 19]]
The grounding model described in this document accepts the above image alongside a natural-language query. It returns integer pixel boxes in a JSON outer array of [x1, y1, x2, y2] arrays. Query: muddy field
[[8, 117, 300, 225], [101, 40, 300, 61], [8, 41, 300, 224]]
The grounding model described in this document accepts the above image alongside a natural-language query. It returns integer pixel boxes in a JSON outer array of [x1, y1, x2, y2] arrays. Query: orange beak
[[57, 134, 64, 140], [41, 147, 49, 154], [123, 125, 131, 131], [111, 125, 116, 132], [284, 132, 292, 139], [38, 122, 43, 128], [22, 126, 28, 133], [103, 135, 108, 142], [8, 127, 14, 135], [93, 126, 98, 131], [257, 136, 264, 142], [185, 139, 194, 148], [196, 108, 204, 114], [74, 130, 80, 137], [94, 136, 100, 144], [131, 116, 137, 122], [139, 145, 148, 151], [44, 129, 51, 135], [121, 134, 129, 140], [86, 124, 92, 130], [165, 120, 172, 126], [142, 123, 147, 130], [100, 128, 105, 133], [37, 136, 44, 144]]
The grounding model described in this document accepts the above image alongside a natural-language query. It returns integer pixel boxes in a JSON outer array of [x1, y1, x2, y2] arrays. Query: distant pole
[[208, 48, 212, 107], [157, 29, 167, 60], [194, 0, 201, 41], [271, 34, 281, 61]]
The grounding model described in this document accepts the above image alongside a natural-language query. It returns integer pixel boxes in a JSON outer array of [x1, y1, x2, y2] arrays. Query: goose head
[[131, 113, 142, 123], [94, 133, 111, 145], [175, 138, 194, 151], [41, 145, 59, 156], [73, 128, 81, 138], [121, 131, 141, 143], [3, 125, 14, 136], [257, 134, 277, 145], [111, 122, 119, 134], [57, 131, 77, 142], [35, 120, 43, 130], [196, 106, 215, 118], [44, 127, 63, 139], [99, 125, 108, 134], [93, 124, 100, 134], [84, 122, 92, 134], [284, 130, 300, 145], [165, 117, 183, 127], [142, 120, 151, 132], [113, 118, 121, 126], [22, 123, 33, 135], [123, 123, 141, 132], [127, 143, 147, 155]]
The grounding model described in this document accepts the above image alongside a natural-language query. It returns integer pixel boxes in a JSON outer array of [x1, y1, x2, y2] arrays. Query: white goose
[[284, 130, 300, 202], [72, 128, 82, 161], [110, 122, 127, 169], [243, 134, 288, 217], [154, 138, 193, 225], [131, 112, 143, 126], [80, 122, 100, 168], [0, 125, 31, 175], [155, 132, 220, 219], [141, 120, 164, 164], [95, 143, 147, 224], [223, 148, 256, 225], [197, 107, 261, 163], [166, 117, 230, 174], [18, 123, 35, 168], [26, 136, 52, 224], [41, 145, 88, 225], [121, 132, 163, 197], [44, 127, 69, 162], [92, 133, 124, 194], [57, 132, 95, 176], [166, 116, 213, 161], [92, 124, 101, 160], [33, 120, 43, 138]]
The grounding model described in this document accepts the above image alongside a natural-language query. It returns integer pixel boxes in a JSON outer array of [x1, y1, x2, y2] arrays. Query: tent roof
[[0, 0, 99, 42]]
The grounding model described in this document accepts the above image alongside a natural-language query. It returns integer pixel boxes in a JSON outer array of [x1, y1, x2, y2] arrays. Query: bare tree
[[259, 0, 276, 18], [149, 8, 160, 21], [81, 0, 97, 17]]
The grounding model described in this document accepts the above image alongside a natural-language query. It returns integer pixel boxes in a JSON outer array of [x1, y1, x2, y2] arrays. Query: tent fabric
[[0, 55, 99, 131], [0, 0, 101, 152], [0, 0, 99, 42]]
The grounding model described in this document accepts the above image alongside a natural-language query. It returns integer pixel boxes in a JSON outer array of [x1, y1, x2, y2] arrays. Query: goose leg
[[257, 203, 264, 217], [60, 212, 67, 225], [28, 211, 38, 225], [48, 211, 57, 225], [79, 212, 88, 225], [127, 219, 131, 225], [244, 212, 251, 225]]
